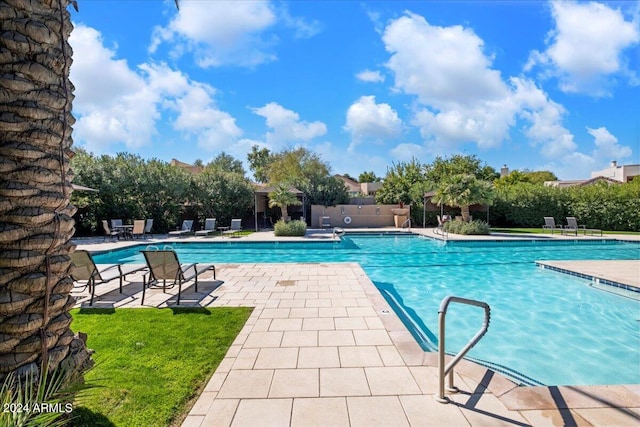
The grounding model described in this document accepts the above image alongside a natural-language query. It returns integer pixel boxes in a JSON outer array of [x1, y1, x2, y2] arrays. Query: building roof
[[170, 159, 203, 174], [253, 183, 304, 195], [544, 176, 621, 188]]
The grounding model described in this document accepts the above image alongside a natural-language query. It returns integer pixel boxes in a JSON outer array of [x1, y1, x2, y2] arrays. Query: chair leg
[[177, 280, 182, 305], [141, 275, 146, 305], [90, 278, 96, 306]]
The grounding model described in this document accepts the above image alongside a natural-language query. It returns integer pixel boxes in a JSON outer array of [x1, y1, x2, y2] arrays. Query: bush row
[[274, 220, 307, 236], [489, 180, 640, 231], [443, 219, 491, 235]]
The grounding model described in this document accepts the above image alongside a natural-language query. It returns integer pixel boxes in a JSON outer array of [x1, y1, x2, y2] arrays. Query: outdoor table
[[113, 225, 134, 240], [217, 226, 230, 234]]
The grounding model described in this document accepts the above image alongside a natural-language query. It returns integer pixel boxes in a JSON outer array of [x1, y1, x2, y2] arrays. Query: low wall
[[311, 204, 408, 228]]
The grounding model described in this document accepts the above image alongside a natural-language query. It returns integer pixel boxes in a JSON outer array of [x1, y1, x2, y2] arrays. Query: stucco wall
[[311, 204, 407, 228]]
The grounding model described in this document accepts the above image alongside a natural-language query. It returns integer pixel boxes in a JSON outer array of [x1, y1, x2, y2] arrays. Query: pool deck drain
[[72, 231, 640, 427]]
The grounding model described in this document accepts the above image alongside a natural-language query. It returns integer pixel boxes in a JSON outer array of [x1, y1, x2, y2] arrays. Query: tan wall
[[311, 204, 407, 228]]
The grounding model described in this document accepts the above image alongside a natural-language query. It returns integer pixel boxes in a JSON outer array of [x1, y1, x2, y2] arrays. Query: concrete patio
[[72, 230, 640, 427]]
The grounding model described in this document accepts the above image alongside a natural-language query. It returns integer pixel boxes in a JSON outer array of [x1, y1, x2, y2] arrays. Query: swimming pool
[[92, 235, 640, 386]]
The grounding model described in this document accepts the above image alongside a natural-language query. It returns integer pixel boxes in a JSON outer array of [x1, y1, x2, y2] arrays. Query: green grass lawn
[[490, 227, 639, 235], [70, 307, 252, 427]]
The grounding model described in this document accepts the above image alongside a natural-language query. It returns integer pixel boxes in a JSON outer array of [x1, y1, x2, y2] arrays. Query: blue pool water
[[93, 235, 640, 386]]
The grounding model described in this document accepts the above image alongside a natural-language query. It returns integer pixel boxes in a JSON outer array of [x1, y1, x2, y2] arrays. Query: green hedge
[[274, 219, 307, 236], [489, 180, 640, 231], [443, 219, 491, 235]]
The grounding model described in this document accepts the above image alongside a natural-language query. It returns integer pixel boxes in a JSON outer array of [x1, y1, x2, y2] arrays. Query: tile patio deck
[[72, 230, 640, 427]]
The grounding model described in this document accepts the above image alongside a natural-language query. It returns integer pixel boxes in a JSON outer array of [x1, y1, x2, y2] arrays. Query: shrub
[[274, 219, 307, 236], [444, 219, 491, 235]]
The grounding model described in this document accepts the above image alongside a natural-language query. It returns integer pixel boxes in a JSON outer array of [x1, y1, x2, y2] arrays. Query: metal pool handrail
[[437, 295, 491, 403]]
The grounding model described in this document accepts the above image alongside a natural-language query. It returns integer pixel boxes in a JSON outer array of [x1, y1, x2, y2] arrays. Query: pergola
[[253, 184, 305, 231], [422, 191, 489, 227]]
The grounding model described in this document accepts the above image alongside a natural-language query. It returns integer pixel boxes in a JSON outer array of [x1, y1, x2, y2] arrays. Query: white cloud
[[525, 1, 639, 96], [538, 127, 633, 179], [317, 141, 389, 177], [510, 77, 576, 158], [587, 126, 632, 161], [150, 0, 321, 68], [389, 143, 428, 162], [154, 0, 276, 67], [344, 96, 402, 150], [381, 12, 582, 158], [70, 24, 243, 153], [279, 4, 322, 39], [356, 70, 385, 83], [384, 12, 508, 107], [251, 102, 327, 147], [382, 12, 517, 150]]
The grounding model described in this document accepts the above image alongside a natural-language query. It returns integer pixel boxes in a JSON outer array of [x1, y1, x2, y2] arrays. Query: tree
[[0, 0, 92, 382], [358, 171, 381, 183], [71, 151, 193, 234], [432, 174, 495, 222], [247, 145, 272, 183], [424, 154, 498, 183], [268, 183, 302, 220], [376, 158, 425, 206], [206, 152, 245, 176], [193, 169, 254, 226], [524, 170, 557, 185], [306, 175, 350, 207]]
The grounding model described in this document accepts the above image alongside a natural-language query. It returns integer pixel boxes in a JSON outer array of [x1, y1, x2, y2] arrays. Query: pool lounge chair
[[195, 218, 216, 236], [542, 217, 563, 234], [132, 220, 145, 239], [566, 217, 602, 236], [320, 216, 331, 229], [70, 250, 147, 305], [101, 220, 120, 241], [144, 218, 154, 237], [141, 250, 216, 305], [168, 220, 194, 237], [223, 219, 242, 237]]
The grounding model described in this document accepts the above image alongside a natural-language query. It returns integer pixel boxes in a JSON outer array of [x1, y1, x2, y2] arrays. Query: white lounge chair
[[223, 219, 242, 237], [168, 220, 194, 237], [144, 218, 154, 237], [195, 218, 216, 236]]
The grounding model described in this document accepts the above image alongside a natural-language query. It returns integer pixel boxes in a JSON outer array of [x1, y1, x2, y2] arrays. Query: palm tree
[[432, 174, 495, 222], [268, 183, 302, 221], [0, 0, 92, 382]]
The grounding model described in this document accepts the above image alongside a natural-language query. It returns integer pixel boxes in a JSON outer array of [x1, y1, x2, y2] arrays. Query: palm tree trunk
[[0, 0, 91, 381], [461, 205, 471, 222]]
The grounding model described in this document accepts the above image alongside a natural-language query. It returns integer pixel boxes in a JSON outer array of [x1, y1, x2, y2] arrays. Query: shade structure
[[253, 184, 305, 231]]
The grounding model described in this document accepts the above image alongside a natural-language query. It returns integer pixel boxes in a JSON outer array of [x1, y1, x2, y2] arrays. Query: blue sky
[[69, 0, 639, 180]]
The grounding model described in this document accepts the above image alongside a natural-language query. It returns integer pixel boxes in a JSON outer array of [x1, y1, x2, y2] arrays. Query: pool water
[[93, 235, 640, 386]]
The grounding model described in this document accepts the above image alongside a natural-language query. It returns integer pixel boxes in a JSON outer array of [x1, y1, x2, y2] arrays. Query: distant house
[[544, 161, 638, 188], [590, 161, 639, 183], [335, 175, 382, 197], [170, 159, 203, 175], [335, 175, 361, 196]]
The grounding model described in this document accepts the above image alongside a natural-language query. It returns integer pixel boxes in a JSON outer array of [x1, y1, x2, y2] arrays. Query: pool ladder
[[437, 296, 491, 403]]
